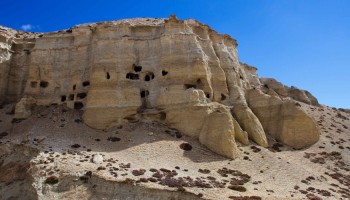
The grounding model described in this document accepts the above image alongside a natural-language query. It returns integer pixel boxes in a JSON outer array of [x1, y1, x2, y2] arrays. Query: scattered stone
[[107, 137, 121, 142], [198, 169, 210, 174], [132, 169, 146, 176], [92, 154, 103, 164], [149, 168, 158, 172], [250, 146, 261, 153], [306, 194, 323, 200], [44, 176, 59, 184], [119, 163, 131, 168], [271, 143, 283, 152], [71, 144, 81, 148], [228, 185, 247, 192]]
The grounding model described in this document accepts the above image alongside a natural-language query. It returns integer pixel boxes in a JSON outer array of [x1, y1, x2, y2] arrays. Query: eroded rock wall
[[0, 26, 38, 105], [0, 16, 320, 158]]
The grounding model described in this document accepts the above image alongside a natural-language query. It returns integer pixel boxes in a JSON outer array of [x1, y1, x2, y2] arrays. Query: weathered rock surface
[[0, 15, 320, 158], [247, 89, 320, 148]]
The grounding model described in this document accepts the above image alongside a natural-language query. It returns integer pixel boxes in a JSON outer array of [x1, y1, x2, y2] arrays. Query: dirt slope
[[0, 102, 349, 200]]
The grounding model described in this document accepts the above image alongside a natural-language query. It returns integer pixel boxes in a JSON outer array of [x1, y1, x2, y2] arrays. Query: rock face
[[0, 15, 320, 158], [246, 89, 319, 148]]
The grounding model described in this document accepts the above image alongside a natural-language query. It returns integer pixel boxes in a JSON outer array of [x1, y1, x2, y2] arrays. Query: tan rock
[[232, 117, 249, 145], [260, 78, 288, 97], [199, 104, 240, 158], [287, 86, 312, 105], [14, 97, 36, 119], [0, 16, 321, 158], [247, 89, 320, 148], [231, 103, 268, 147], [165, 102, 240, 158]]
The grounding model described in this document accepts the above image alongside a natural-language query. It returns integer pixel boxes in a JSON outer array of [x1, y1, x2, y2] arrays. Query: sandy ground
[[0, 103, 349, 200]]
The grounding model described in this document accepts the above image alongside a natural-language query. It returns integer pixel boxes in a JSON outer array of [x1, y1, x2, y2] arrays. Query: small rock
[[71, 144, 81, 148], [45, 176, 59, 184], [148, 132, 154, 136], [180, 143, 192, 151], [132, 169, 146, 176], [92, 154, 104, 164], [107, 137, 121, 142], [228, 185, 246, 192], [97, 166, 106, 170]]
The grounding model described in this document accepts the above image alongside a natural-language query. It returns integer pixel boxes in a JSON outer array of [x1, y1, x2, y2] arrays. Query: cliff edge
[[0, 15, 320, 158]]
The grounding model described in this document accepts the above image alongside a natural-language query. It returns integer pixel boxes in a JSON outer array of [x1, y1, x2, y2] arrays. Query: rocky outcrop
[[0, 26, 39, 105], [0, 15, 320, 158], [0, 144, 39, 200], [287, 86, 319, 106], [247, 89, 320, 148], [259, 78, 319, 106]]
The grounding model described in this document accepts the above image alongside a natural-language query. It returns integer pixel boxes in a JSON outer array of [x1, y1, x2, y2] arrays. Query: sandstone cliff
[[0, 15, 320, 158]]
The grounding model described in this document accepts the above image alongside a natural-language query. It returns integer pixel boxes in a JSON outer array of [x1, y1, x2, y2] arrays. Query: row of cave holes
[[60, 93, 87, 102], [29, 80, 89, 110], [61, 93, 86, 110], [68, 82, 90, 109], [30, 80, 91, 89], [30, 81, 49, 88], [139, 87, 225, 104], [125, 65, 168, 81], [67, 82, 89, 110], [61, 93, 87, 110], [137, 79, 227, 101]]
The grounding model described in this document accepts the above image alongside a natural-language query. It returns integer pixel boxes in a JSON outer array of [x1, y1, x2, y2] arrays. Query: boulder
[[260, 78, 288, 97], [246, 89, 320, 148], [231, 104, 268, 147]]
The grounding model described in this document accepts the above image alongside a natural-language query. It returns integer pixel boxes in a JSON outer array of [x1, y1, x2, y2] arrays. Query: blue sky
[[1, 0, 349, 108]]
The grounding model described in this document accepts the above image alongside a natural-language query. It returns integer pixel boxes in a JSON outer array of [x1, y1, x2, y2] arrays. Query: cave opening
[[126, 73, 139, 80], [61, 95, 67, 102], [73, 84, 76, 90], [82, 81, 90, 87], [162, 70, 168, 76], [144, 72, 155, 81], [133, 65, 142, 72], [69, 94, 74, 101], [74, 102, 84, 110], [184, 84, 196, 89], [106, 72, 110, 79], [39, 81, 49, 88], [221, 94, 226, 101], [140, 90, 149, 98], [77, 93, 87, 99]]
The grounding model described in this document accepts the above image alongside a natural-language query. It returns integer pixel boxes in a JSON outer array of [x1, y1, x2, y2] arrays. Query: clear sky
[[1, 0, 349, 108]]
